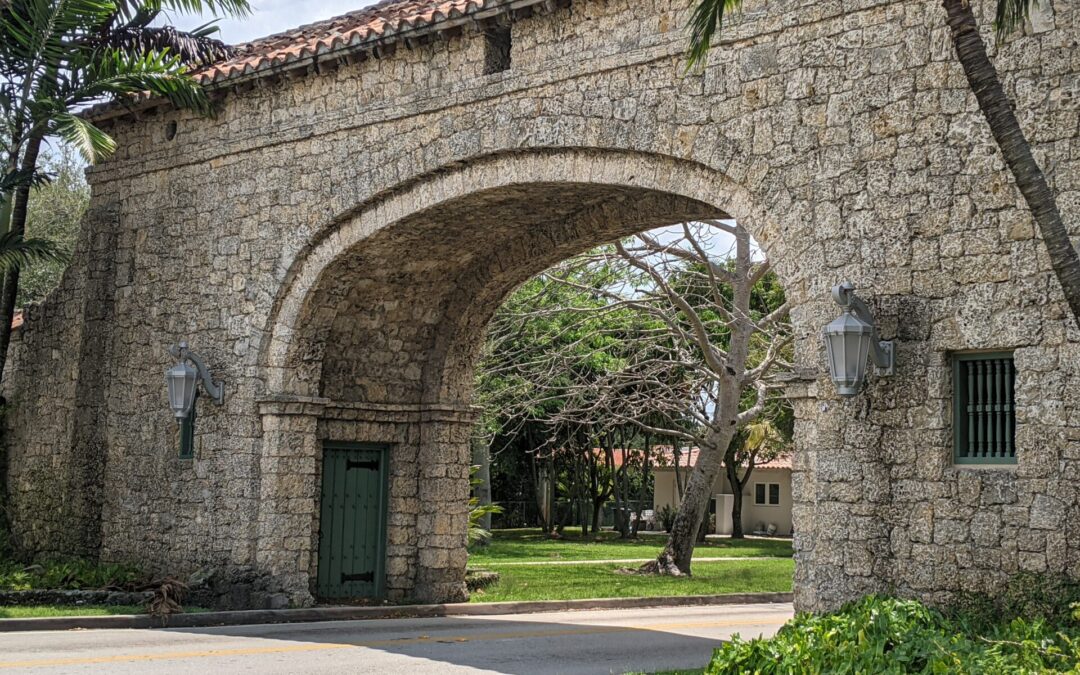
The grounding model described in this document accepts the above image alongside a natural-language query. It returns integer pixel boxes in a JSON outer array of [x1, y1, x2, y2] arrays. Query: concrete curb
[[0, 592, 793, 632]]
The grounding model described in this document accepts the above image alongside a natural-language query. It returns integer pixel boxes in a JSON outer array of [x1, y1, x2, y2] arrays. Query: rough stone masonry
[[3, 0, 1079, 610]]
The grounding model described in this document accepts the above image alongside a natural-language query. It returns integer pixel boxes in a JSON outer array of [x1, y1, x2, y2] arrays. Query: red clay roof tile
[[87, 0, 540, 119], [195, 0, 503, 85]]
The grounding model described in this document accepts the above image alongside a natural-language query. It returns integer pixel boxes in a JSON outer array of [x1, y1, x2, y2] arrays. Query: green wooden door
[[317, 443, 388, 600]]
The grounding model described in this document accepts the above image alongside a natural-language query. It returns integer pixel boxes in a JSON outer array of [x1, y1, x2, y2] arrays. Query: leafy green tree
[[0, 169, 64, 282], [477, 262, 649, 536], [0, 0, 250, 385], [18, 148, 88, 305], [687, 0, 1080, 326]]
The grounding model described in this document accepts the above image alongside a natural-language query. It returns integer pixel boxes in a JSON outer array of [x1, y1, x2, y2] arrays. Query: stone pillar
[[255, 396, 328, 608], [412, 406, 478, 603], [786, 384, 894, 609], [789, 373, 892, 613]]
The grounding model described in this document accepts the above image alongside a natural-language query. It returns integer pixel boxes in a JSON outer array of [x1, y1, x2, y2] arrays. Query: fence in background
[[491, 499, 656, 531]]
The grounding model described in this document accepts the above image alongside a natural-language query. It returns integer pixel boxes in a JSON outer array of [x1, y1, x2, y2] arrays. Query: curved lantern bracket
[[830, 282, 894, 376], [167, 341, 225, 413]]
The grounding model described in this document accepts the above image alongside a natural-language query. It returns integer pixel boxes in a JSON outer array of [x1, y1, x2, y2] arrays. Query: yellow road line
[[0, 643, 355, 669], [0, 616, 788, 669]]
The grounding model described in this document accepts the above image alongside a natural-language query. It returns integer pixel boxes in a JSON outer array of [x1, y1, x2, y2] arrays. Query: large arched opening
[[255, 149, 810, 605]]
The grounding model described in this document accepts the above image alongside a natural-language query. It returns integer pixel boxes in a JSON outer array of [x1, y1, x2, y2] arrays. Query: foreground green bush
[[708, 595, 1080, 674]]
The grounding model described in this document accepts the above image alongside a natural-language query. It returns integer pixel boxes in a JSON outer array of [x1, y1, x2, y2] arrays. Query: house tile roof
[[755, 455, 793, 470], [651, 446, 699, 469], [652, 446, 792, 470], [194, 0, 527, 85]]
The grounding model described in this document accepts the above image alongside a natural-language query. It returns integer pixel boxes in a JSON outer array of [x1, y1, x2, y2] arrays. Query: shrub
[[468, 465, 503, 547], [0, 558, 145, 591], [946, 572, 1080, 630], [707, 595, 1080, 674]]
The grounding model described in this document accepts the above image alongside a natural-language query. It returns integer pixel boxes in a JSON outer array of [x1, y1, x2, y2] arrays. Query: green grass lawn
[[0, 605, 211, 618], [468, 558, 794, 603], [469, 528, 793, 564], [0, 605, 146, 618]]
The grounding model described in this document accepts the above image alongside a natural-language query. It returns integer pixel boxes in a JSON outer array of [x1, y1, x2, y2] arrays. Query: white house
[[651, 448, 793, 537]]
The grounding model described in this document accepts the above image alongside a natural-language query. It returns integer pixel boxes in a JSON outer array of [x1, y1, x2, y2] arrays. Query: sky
[[170, 0, 377, 44]]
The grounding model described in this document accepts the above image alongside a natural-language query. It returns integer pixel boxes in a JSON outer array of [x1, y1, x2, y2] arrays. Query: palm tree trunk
[[0, 132, 44, 391], [943, 0, 1080, 324]]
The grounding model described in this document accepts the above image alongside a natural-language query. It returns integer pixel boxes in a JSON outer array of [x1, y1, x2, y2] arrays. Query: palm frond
[[995, 0, 1034, 40], [71, 48, 211, 114], [0, 0, 115, 64], [51, 110, 116, 162], [687, 0, 742, 68], [0, 232, 68, 271], [111, 0, 251, 23], [0, 168, 50, 197], [105, 24, 233, 65], [158, 0, 251, 18]]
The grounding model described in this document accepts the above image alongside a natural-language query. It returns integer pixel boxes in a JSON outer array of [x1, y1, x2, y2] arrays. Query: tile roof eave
[[86, 0, 554, 123]]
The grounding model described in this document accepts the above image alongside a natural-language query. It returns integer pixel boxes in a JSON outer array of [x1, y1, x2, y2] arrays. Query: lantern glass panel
[[823, 311, 873, 396], [846, 330, 870, 382], [166, 362, 198, 418]]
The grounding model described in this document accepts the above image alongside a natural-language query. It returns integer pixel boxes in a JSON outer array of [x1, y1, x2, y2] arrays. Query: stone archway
[[255, 148, 798, 604], [2, 0, 1072, 617], [261, 149, 781, 397]]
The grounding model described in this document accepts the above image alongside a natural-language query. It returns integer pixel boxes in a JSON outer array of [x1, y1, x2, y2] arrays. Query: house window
[[952, 352, 1016, 465], [755, 483, 780, 506], [179, 392, 197, 459], [483, 25, 512, 74]]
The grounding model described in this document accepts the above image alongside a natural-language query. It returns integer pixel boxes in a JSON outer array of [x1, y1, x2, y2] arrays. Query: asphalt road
[[0, 603, 793, 674]]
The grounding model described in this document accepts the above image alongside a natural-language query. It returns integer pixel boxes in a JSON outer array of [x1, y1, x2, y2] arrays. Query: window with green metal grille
[[952, 352, 1016, 465]]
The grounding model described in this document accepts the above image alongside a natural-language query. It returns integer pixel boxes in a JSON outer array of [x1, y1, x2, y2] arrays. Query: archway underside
[[293, 182, 727, 409]]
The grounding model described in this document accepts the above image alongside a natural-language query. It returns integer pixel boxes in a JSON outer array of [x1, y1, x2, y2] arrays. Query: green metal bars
[[952, 352, 1016, 464]]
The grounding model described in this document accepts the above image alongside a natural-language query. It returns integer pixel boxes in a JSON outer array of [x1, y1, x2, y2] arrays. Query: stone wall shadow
[[163, 607, 790, 674]]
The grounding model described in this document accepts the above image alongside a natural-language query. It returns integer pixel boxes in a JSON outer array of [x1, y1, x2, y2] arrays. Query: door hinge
[[346, 459, 379, 471], [342, 571, 375, 583]]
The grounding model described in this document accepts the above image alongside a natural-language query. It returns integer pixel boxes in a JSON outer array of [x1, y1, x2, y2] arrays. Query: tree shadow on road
[[161, 607, 788, 674]]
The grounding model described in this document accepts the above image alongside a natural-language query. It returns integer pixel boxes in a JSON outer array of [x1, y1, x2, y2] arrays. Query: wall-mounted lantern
[[165, 341, 224, 420], [822, 282, 894, 397]]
